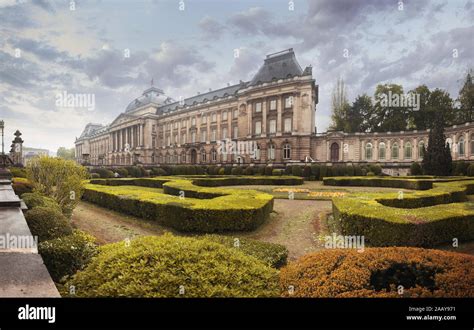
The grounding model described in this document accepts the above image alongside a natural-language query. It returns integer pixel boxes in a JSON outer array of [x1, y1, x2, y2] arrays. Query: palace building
[[75, 49, 474, 175]]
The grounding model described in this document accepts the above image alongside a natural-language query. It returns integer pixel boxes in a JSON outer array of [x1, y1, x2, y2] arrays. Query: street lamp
[[0, 120, 4, 155]]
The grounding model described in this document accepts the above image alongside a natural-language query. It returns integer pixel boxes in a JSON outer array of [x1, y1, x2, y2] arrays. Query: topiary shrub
[[12, 177, 33, 197], [310, 164, 320, 179], [468, 164, 474, 177], [291, 165, 303, 177], [218, 167, 225, 175], [38, 230, 98, 282], [453, 161, 469, 176], [200, 235, 288, 268], [367, 171, 375, 176], [264, 166, 273, 176], [113, 168, 129, 178], [90, 173, 100, 179], [345, 165, 355, 176], [24, 206, 73, 242], [410, 162, 423, 175], [224, 165, 232, 175], [231, 167, 243, 175], [22, 192, 62, 213], [244, 167, 254, 176], [302, 166, 311, 178], [93, 168, 114, 178], [65, 235, 279, 297], [151, 167, 167, 176], [319, 165, 327, 180], [369, 164, 382, 175], [280, 247, 474, 297], [9, 167, 27, 178]]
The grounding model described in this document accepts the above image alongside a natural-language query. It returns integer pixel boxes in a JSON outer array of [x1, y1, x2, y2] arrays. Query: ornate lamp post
[[0, 120, 4, 155]]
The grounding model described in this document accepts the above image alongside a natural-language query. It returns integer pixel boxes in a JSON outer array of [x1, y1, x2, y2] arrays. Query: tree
[[373, 84, 409, 132], [409, 85, 431, 130], [330, 78, 350, 131], [349, 94, 374, 133], [455, 70, 474, 124], [422, 112, 452, 176], [57, 147, 75, 160], [26, 156, 89, 216]]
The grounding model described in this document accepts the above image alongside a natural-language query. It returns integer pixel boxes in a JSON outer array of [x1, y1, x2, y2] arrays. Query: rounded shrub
[[468, 164, 474, 177], [310, 164, 320, 179], [369, 164, 382, 175], [93, 168, 114, 178], [291, 165, 303, 177], [280, 247, 474, 297], [410, 162, 423, 175], [319, 165, 327, 180], [38, 230, 98, 282], [218, 167, 225, 175], [22, 192, 62, 213], [244, 167, 254, 175], [65, 235, 279, 297], [24, 206, 73, 242], [231, 167, 243, 175], [272, 169, 284, 176], [9, 167, 27, 178], [264, 166, 273, 176], [113, 168, 129, 178], [90, 173, 100, 179], [302, 166, 311, 178], [12, 178, 33, 197]]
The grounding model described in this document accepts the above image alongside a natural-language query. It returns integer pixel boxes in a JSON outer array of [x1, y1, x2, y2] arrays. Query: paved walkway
[[0, 175, 59, 297]]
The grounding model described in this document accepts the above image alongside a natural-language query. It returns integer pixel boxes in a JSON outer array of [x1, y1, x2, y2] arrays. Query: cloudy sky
[[0, 0, 473, 152]]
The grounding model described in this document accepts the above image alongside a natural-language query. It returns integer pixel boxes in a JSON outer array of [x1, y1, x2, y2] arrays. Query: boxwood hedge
[[64, 235, 279, 297], [330, 179, 474, 247], [82, 176, 304, 232]]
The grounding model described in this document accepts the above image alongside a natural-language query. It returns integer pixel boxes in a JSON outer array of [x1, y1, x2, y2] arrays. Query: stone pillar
[[262, 98, 267, 137], [292, 94, 298, 133], [277, 96, 282, 136], [247, 103, 252, 138]]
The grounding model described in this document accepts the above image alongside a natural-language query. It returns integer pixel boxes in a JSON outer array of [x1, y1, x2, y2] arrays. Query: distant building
[[22, 147, 49, 166], [75, 49, 474, 175]]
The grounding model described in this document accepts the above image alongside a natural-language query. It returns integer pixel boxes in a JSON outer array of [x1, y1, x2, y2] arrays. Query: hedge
[[24, 206, 73, 242], [22, 192, 62, 213], [12, 177, 33, 197], [64, 235, 279, 297], [331, 179, 474, 247], [38, 230, 98, 282], [280, 247, 474, 297], [324, 176, 434, 190], [198, 235, 288, 268]]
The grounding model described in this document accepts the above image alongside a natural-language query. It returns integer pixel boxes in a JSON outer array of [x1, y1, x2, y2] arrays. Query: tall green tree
[[455, 70, 474, 123], [421, 111, 452, 176], [57, 147, 75, 160], [329, 78, 350, 131], [373, 84, 408, 132], [409, 85, 431, 130], [347, 94, 373, 133]]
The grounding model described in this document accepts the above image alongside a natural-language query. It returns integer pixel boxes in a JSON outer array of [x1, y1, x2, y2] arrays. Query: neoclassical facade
[[75, 49, 474, 175]]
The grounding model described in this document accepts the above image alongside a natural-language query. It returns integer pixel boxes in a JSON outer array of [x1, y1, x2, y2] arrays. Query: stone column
[[247, 103, 252, 138], [292, 94, 298, 133], [277, 95, 282, 136], [262, 98, 267, 137]]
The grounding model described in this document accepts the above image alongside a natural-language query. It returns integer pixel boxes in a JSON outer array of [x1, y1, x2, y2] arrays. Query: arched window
[[211, 149, 217, 162], [283, 143, 291, 160], [404, 142, 412, 159], [267, 144, 275, 160], [459, 137, 465, 156], [365, 143, 373, 160], [378, 142, 386, 160], [254, 144, 261, 160], [181, 152, 186, 164], [201, 150, 207, 163], [391, 142, 399, 159], [418, 141, 425, 158]]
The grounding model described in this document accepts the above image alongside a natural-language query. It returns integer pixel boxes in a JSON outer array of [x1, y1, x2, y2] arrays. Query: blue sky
[[0, 0, 473, 152]]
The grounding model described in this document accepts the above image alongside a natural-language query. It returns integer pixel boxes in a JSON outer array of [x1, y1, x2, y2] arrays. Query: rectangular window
[[192, 132, 196, 143], [202, 115, 207, 124], [233, 109, 238, 119], [182, 134, 186, 144], [222, 127, 228, 139], [285, 96, 293, 108], [201, 130, 207, 142], [270, 99, 277, 110], [212, 113, 216, 122], [255, 121, 262, 135], [284, 118, 292, 133], [233, 126, 238, 139], [269, 119, 276, 133], [255, 102, 262, 113], [174, 122, 178, 129], [211, 129, 216, 141], [192, 117, 196, 126], [167, 136, 171, 146], [182, 119, 186, 127], [222, 111, 228, 121]]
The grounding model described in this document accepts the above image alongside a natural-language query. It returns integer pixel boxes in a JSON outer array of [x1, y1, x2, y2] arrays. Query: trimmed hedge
[[22, 192, 62, 213], [64, 235, 279, 297], [324, 176, 434, 190], [24, 206, 73, 242], [198, 235, 288, 268], [12, 177, 33, 197], [280, 247, 474, 297], [331, 179, 474, 247], [38, 230, 98, 282]]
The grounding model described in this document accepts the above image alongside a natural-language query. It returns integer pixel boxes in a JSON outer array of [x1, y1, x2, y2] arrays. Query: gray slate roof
[[249, 48, 303, 86]]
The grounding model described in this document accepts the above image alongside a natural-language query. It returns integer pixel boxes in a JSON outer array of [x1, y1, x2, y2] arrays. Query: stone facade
[[75, 49, 474, 175]]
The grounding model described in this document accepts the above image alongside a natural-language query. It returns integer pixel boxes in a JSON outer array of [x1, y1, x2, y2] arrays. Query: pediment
[[109, 113, 138, 127]]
